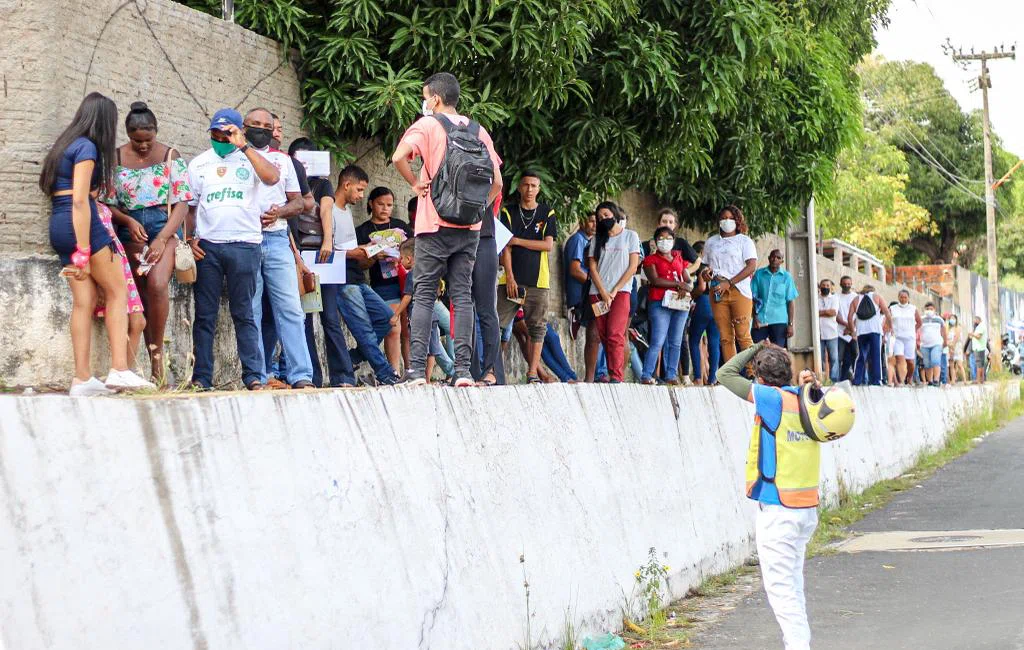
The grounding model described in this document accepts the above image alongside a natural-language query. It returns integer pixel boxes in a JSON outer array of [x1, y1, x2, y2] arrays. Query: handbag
[[292, 212, 324, 251], [163, 150, 196, 285]]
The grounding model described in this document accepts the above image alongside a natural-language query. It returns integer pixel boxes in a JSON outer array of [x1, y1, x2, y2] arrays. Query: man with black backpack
[[391, 72, 504, 386]]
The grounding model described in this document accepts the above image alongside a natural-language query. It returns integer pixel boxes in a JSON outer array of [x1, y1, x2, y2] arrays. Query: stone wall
[[0, 382, 1014, 649]]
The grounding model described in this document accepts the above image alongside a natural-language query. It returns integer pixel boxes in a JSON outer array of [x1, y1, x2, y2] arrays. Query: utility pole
[[948, 42, 1015, 359], [222, 0, 234, 23]]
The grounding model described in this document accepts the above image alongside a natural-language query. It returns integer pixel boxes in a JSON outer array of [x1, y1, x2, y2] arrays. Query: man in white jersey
[[918, 301, 947, 386], [243, 108, 314, 389], [186, 108, 281, 390]]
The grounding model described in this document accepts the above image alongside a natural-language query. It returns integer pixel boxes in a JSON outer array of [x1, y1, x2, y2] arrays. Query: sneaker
[[640, 377, 657, 385], [453, 376, 475, 388], [397, 372, 427, 387], [291, 380, 315, 389], [69, 376, 114, 397], [104, 369, 156, 392], [377, 373, 402, 386]]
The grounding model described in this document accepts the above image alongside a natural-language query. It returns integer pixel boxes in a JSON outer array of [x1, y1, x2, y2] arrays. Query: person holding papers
[[334, 165, 401, 386]]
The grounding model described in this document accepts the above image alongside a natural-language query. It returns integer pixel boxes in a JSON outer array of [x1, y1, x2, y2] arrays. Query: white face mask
[[421, 98, 434, 117], [925, 309, 935, 317], [656, 239, 674, 253], [719, 218, 736, 234]]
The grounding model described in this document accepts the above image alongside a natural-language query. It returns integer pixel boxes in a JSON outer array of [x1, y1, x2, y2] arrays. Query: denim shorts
[[921, 344, 942, 369], [49, 196, 114, 266], [117, 205, 176, 244]]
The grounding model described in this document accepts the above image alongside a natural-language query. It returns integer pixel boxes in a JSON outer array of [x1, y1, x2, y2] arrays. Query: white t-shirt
[[855, 293, 883, 335], [588, 228, 642, 295], [332, 204, 357, 251], [838, 291, 858, 342], [920, 313, 945, 347], [187, 148, 264, 245], [703, 233, 758, 299], [890, 302, 918, 337], [255, 148, 300, 232], [818, 293, 840, 340]]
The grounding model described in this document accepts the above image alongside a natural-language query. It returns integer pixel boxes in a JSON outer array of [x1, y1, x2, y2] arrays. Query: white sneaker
[[105, 369, 156, 392], [69, 377, 114, 397], [453, 377, 475, 388]]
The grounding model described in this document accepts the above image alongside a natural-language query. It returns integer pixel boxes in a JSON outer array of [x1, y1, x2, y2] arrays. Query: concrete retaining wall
[[0, 382, 1014, 649]]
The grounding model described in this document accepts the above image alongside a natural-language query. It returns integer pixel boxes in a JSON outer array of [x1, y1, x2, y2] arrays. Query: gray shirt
[[588, 228, 642, 295]]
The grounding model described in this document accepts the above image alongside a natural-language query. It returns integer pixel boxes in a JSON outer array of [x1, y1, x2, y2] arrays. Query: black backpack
[[429, 115, 494, 226], [856, 293, 877, 320]]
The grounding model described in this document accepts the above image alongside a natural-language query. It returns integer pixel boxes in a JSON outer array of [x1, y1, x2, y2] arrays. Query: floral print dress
[[94, 202, 144, 318]]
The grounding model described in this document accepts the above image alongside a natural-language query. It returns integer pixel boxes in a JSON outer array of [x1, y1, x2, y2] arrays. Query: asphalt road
[[690, 415, 1024, 650]]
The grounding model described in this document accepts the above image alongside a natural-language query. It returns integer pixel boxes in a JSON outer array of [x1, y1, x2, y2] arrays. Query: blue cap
[[209, 108, 243, 131]]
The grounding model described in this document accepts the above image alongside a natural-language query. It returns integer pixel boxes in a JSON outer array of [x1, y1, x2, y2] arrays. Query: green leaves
[[177, 0, 889, 233]]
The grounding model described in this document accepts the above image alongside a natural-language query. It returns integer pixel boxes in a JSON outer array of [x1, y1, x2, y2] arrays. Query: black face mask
[[820, 287, 830, 296], [245, 127, 273, 149], [597, 217, 617, 235]]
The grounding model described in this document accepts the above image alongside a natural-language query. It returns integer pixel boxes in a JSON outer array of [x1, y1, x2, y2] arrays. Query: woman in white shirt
[[889, 289, 922, 385], [701, 205, 758, 361]]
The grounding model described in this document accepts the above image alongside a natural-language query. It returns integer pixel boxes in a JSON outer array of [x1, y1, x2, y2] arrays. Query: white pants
[[756, 504, 819, 650]]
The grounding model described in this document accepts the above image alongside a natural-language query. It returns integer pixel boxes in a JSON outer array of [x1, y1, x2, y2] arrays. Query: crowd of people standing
[[41, 75, 990, 395]]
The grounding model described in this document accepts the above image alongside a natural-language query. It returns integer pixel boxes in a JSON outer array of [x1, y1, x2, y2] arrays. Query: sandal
[[527, 375, 542, 384], [246, 380, 264, 391], [477, 372, 497, 387]]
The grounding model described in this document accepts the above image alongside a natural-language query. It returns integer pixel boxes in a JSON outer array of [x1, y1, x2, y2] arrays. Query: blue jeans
[[541, 323, 577, 382], [430, 322, 454, 376], [192, 241, 263, 388], [821, 337, 840, 383], [921, 345, 942, 369], [643, 301, 689, 381], [338, 283, 397, 381], [854, 332, 883, 386], [435, 300, 455, 359], [688, 294, 720, 383], [940, 352, 949, 384], [117, 205, 177, 244], [629, 342, 643, 381], [252, 230, 312, 385], [305, 283, 355, 387]]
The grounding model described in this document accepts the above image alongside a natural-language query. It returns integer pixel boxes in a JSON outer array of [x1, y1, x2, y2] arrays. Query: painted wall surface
[[0, 382, 1012, 649]]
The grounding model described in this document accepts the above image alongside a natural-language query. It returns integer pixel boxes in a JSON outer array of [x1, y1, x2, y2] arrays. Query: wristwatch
[[239, 144, 251, 154]]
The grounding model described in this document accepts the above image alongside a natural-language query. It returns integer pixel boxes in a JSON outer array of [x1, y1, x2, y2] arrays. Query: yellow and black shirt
[[499, 202, 557, 289]]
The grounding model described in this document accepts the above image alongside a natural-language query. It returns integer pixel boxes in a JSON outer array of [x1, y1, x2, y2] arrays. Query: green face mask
[[210, 138, 237, 158]]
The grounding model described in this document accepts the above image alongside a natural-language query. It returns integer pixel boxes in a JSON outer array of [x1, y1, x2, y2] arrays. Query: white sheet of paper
[[332, 205, 358, 250], [294, 151, 331, 178], [300, 251, 348, 285], [494, 217, 513, 254]]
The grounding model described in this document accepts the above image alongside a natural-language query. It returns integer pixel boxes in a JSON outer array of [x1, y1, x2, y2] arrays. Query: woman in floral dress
[[105, 102, 193, 384]]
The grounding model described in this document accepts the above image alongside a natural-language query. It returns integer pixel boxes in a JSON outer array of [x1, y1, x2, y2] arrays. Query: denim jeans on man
[[338, 283, 398, 382], [821, 337, 840, 383], [410, 228, 479, 379], [306, 283, 355, 386], [541, 323, 578, 382], [192, 241, 264, 388], [753, 323, 789, 347], [642, 301, 689, 381], [854, 332, 883, 386], [252, 229, 313, 385]]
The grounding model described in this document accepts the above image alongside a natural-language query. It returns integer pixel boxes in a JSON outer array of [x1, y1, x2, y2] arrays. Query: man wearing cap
[[243, 107, 314, 389], [186, 108, 281, 391]]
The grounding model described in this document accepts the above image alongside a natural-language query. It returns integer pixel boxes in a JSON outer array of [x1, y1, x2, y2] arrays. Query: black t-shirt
[[356, 218, 413, 297], [289, 157, 311, 196], [500, 202, 557, 289], [309, 176, 333, 205]]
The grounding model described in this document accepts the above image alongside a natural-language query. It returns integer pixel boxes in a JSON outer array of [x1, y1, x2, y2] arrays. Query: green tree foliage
[[180, 0, 890, 231], [859, 56, 1018, 264], [819, 127, 934, 264]]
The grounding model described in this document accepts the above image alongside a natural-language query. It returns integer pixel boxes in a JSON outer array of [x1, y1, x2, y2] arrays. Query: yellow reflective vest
[[745, 384, 820, 508]]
